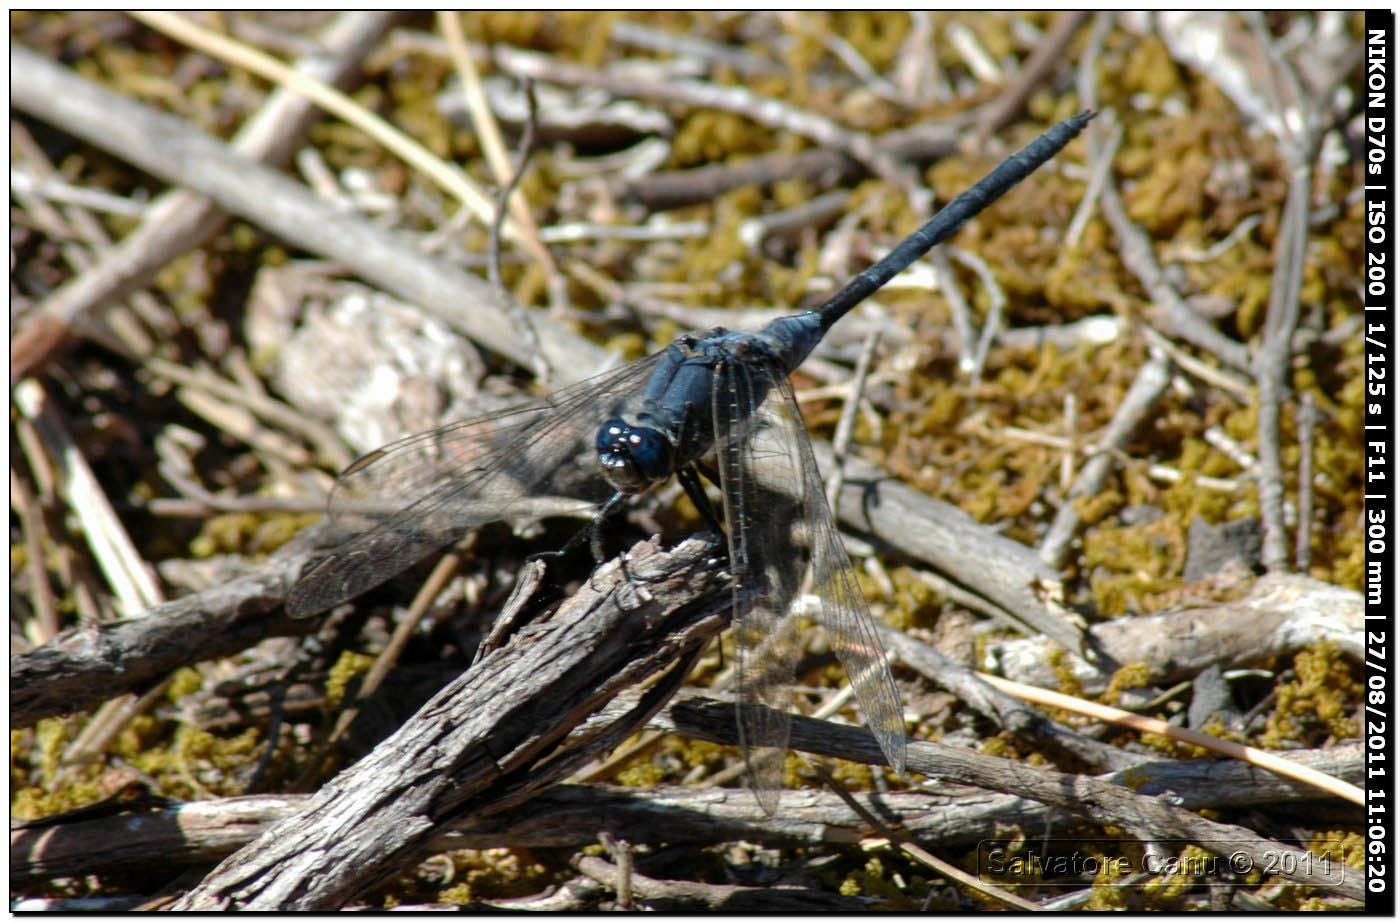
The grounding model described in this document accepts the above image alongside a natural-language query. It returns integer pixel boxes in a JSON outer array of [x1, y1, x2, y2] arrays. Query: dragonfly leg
[[588, 490, 629, 564], [522, 490, 627, 569], [678, 465, 725, 537], [524, 529, 583, 565]]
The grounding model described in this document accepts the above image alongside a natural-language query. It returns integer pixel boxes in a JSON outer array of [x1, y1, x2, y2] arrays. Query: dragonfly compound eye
[[596, 418, 673, 493]]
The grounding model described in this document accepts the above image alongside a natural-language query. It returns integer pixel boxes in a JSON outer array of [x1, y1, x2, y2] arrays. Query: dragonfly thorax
[[596, 417, 674, 494]]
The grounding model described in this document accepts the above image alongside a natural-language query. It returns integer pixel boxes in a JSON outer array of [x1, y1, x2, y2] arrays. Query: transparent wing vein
[[770, 372, 906, 774], [287, 353, 665, 617], [712, 356, 796, 815]]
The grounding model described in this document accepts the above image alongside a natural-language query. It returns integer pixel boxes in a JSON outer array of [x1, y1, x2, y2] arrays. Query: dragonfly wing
[[287, 353, 665, 618], [768, 372, 907, 773], [712, 357, 804, 814]]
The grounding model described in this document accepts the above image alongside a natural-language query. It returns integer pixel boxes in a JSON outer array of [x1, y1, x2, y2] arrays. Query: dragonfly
[[287, 111, 1092, 811]]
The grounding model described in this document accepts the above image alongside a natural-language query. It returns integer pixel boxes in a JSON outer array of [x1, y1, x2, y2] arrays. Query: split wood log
[[166, 537, 729, 910]]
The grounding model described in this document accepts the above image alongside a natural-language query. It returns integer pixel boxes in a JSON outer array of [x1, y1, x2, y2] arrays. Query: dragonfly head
[[596, 418, 673, 494]]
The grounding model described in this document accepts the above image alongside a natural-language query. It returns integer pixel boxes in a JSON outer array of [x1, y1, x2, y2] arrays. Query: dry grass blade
[[13, 380, 162, 615], [813, 763, 1044, 912], [976, 673, 1363, 806], [437, 10, 554, 280]]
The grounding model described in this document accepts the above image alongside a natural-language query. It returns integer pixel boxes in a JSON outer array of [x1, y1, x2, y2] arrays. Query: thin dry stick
[[10, 166, 149, 217], [1099, 174, 1253, 373], [1074, 54, 1251, 374], [10, 47, 609, 376], [572, 854, 867, 910], [891, 11, 945, 107], [1063, 114, 1119, 250], [823, 329, 881, 517], [609, 20, 784, 78], [12, 380, 162, 615], [146, 357, 351, 472], [12, 413, 104, 632], [488, 80, 538, 293], [810, 648, 897, 722], [438, 11, 551, 272], [949, 246, 1007, 385], [56, 677, 177, 788], [10, 127, 157, 362], [778, 12, 902, 104], [931, 247, 977, 371], [173, 387, 309, 472], [813, 764, 1044, 912], [20, 366, 178, 778], [1038, 348, 1172, 568], [1254, 159, 1312, 571], [975, 672, 1363, 806], [1294, 390, 1316, 571], [972, 11, 1093, 143], [597, 831, 634, 911], [1141, 326, 1253, 402], [1060, 391, 1078, 492], [836, 611, 1139, 772], [1073, 11, 1114, 121], [619, 117, 966, 212], [11, 467, 60, 645], [738, 189, 847, 252], [484, 79, 549, 380]]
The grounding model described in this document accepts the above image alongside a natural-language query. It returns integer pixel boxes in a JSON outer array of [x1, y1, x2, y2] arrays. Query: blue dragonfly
[[287, 112, 1092, 810]]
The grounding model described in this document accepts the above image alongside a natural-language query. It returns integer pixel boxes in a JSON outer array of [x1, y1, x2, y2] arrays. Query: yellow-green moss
[[1261, 641, 1361, 746], [325, 650, 377, 709]]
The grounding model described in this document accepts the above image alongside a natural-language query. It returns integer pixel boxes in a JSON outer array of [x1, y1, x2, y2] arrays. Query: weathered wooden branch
[[9, 12, 403, 383], [670, 699, 1362, 901], [1038, 349, 1172, 569], [10, 529, 328, 727], [572, 853, 872, 910], [12, 744, 1359, 886], [815, 443, 1087, 656], [992, 572, 1362, 692], [166, 537, 729, 910]]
